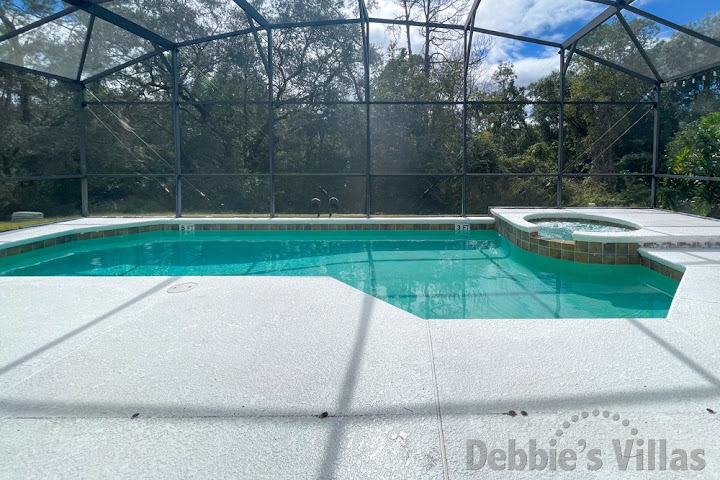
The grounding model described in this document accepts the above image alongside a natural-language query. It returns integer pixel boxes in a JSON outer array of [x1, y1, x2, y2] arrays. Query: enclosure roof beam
[[0, 60, 77, 83], [367, 17, 558, 47], [358, 0, 369, 66], [151, 41, 172, 74], [246, 15, 270, 78], [581, 0, 618, 7], [472, 26, 561, 48], [63, 0, 175, 49], [464, 0, 482, 31], [272, 18, 362, 29], [231, 0, 270, 30], [76, 15, 95, 81], [616, 11, 662, 82], [563, 42, 576, 74], [573, 48, 656, 84], [586, 0, 720, 49], [562, 2, 628, 48], [369, 17, 459, 31], [622, 4, 720, 49], [358, 0, 369, 21], [664, 60, 720, 84], [464, 0, 483, 76], [0, 6, 78, 43], [79, 48, 166, 85], [176, 27, 254, 48]]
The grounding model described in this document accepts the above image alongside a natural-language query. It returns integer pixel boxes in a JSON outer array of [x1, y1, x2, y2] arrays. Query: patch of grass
[[0, 216, 81, 233]]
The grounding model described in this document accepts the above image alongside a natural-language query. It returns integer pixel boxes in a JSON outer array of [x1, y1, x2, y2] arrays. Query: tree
[[1, 2, 719, 217], [660, 112, 720, 216], [388, 0, 468, 77], [469, 63, 534, 161]]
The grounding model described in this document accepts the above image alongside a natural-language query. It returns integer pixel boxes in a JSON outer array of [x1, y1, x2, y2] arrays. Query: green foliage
[[659, 112, 720, 216], [0, 69, 80, 219], [372, 49, 434, 101], [0, 5, 719, 216]]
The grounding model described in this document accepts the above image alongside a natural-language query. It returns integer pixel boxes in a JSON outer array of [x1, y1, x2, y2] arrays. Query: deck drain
[[167, 282, 198, 294]]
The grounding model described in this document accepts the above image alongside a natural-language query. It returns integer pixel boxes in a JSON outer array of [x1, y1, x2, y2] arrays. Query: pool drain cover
[[167, 282, 198, 293]]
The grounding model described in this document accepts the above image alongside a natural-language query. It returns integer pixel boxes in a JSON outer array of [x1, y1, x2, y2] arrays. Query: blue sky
[[468, 0, 718, 85], [370, 0, 719, 85], [639, 0, 718, 26], [475, 0, 719, 84]]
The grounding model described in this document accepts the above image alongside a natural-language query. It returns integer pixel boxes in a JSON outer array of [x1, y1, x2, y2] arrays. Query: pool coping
[[0, 216, 495, 258], [0, 213, 706, 284], [491, 207, 720, 244], [1, 210, 716, 283], [491, 208, 720, 281]]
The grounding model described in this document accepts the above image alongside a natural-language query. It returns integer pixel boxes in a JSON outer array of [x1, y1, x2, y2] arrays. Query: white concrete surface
[[491, 208, 720, 244], [2, 212, 720, 478], [0, 217, 167, 249], [639, 248, 720, 349], [2, 275, 720, 478]]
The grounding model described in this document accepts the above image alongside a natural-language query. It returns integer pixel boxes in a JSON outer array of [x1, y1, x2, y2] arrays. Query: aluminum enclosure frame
[[0, 0, 718, 216]]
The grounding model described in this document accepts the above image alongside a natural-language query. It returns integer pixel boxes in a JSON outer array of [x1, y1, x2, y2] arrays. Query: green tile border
[[0, 217, 688, 283], [0, 221, 495, 259], [640, 257, 685, 282], [493, 216, 688, 280]]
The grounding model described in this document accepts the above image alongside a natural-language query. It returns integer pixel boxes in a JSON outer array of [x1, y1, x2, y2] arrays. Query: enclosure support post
[[171, 48, 182, 217], [651, 84, 660, 208], [359, 5, 371, 217], [461, 30, 468, 217], [557, 48, 566, 209], [77, 85, 89, 217], [364, 74, 371, 218], [268, 30, 275, 217], [462, 4, 478, 217]]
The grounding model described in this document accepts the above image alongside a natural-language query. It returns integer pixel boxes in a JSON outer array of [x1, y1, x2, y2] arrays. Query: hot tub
[[532, 219, 636, 241]]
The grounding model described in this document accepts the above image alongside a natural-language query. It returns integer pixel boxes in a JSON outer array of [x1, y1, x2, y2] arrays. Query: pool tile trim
[[640, 256, 685, 282], [491, 207, 720, 244], [493, 216, 686, 280], [0, 218, 495, 259]]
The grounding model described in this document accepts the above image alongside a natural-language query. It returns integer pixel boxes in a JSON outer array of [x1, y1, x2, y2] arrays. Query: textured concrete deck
[[2, 213, 720, 478], [491, 208, 720, 244], [1, 275, 719, 478]]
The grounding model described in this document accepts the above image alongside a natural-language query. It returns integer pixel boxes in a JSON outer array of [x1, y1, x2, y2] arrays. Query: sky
[[368, 0, 719, 86], [5, 0, 718, 85]]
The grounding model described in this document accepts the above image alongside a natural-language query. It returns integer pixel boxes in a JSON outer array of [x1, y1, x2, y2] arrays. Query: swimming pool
[[533, 220, 634, 241], [0, 230, 677, 319]]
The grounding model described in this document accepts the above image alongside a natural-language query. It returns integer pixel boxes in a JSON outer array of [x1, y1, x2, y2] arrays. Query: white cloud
[[479, 40, 559, 87], [479, 33, 560, 86], [371, 0, 405, 21], [474, 0, 605, 40], [510, 53, 560, 85], [366, 0, 615, 85]]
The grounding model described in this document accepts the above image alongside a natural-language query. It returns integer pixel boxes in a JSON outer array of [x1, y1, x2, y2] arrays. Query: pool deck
[[491, 207, 720, 244], [2, 212, 720, 478]]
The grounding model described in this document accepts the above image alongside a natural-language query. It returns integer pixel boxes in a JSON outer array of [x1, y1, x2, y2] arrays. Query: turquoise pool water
[[534, 220, 634, 241], [0, 230, 677, 319]]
